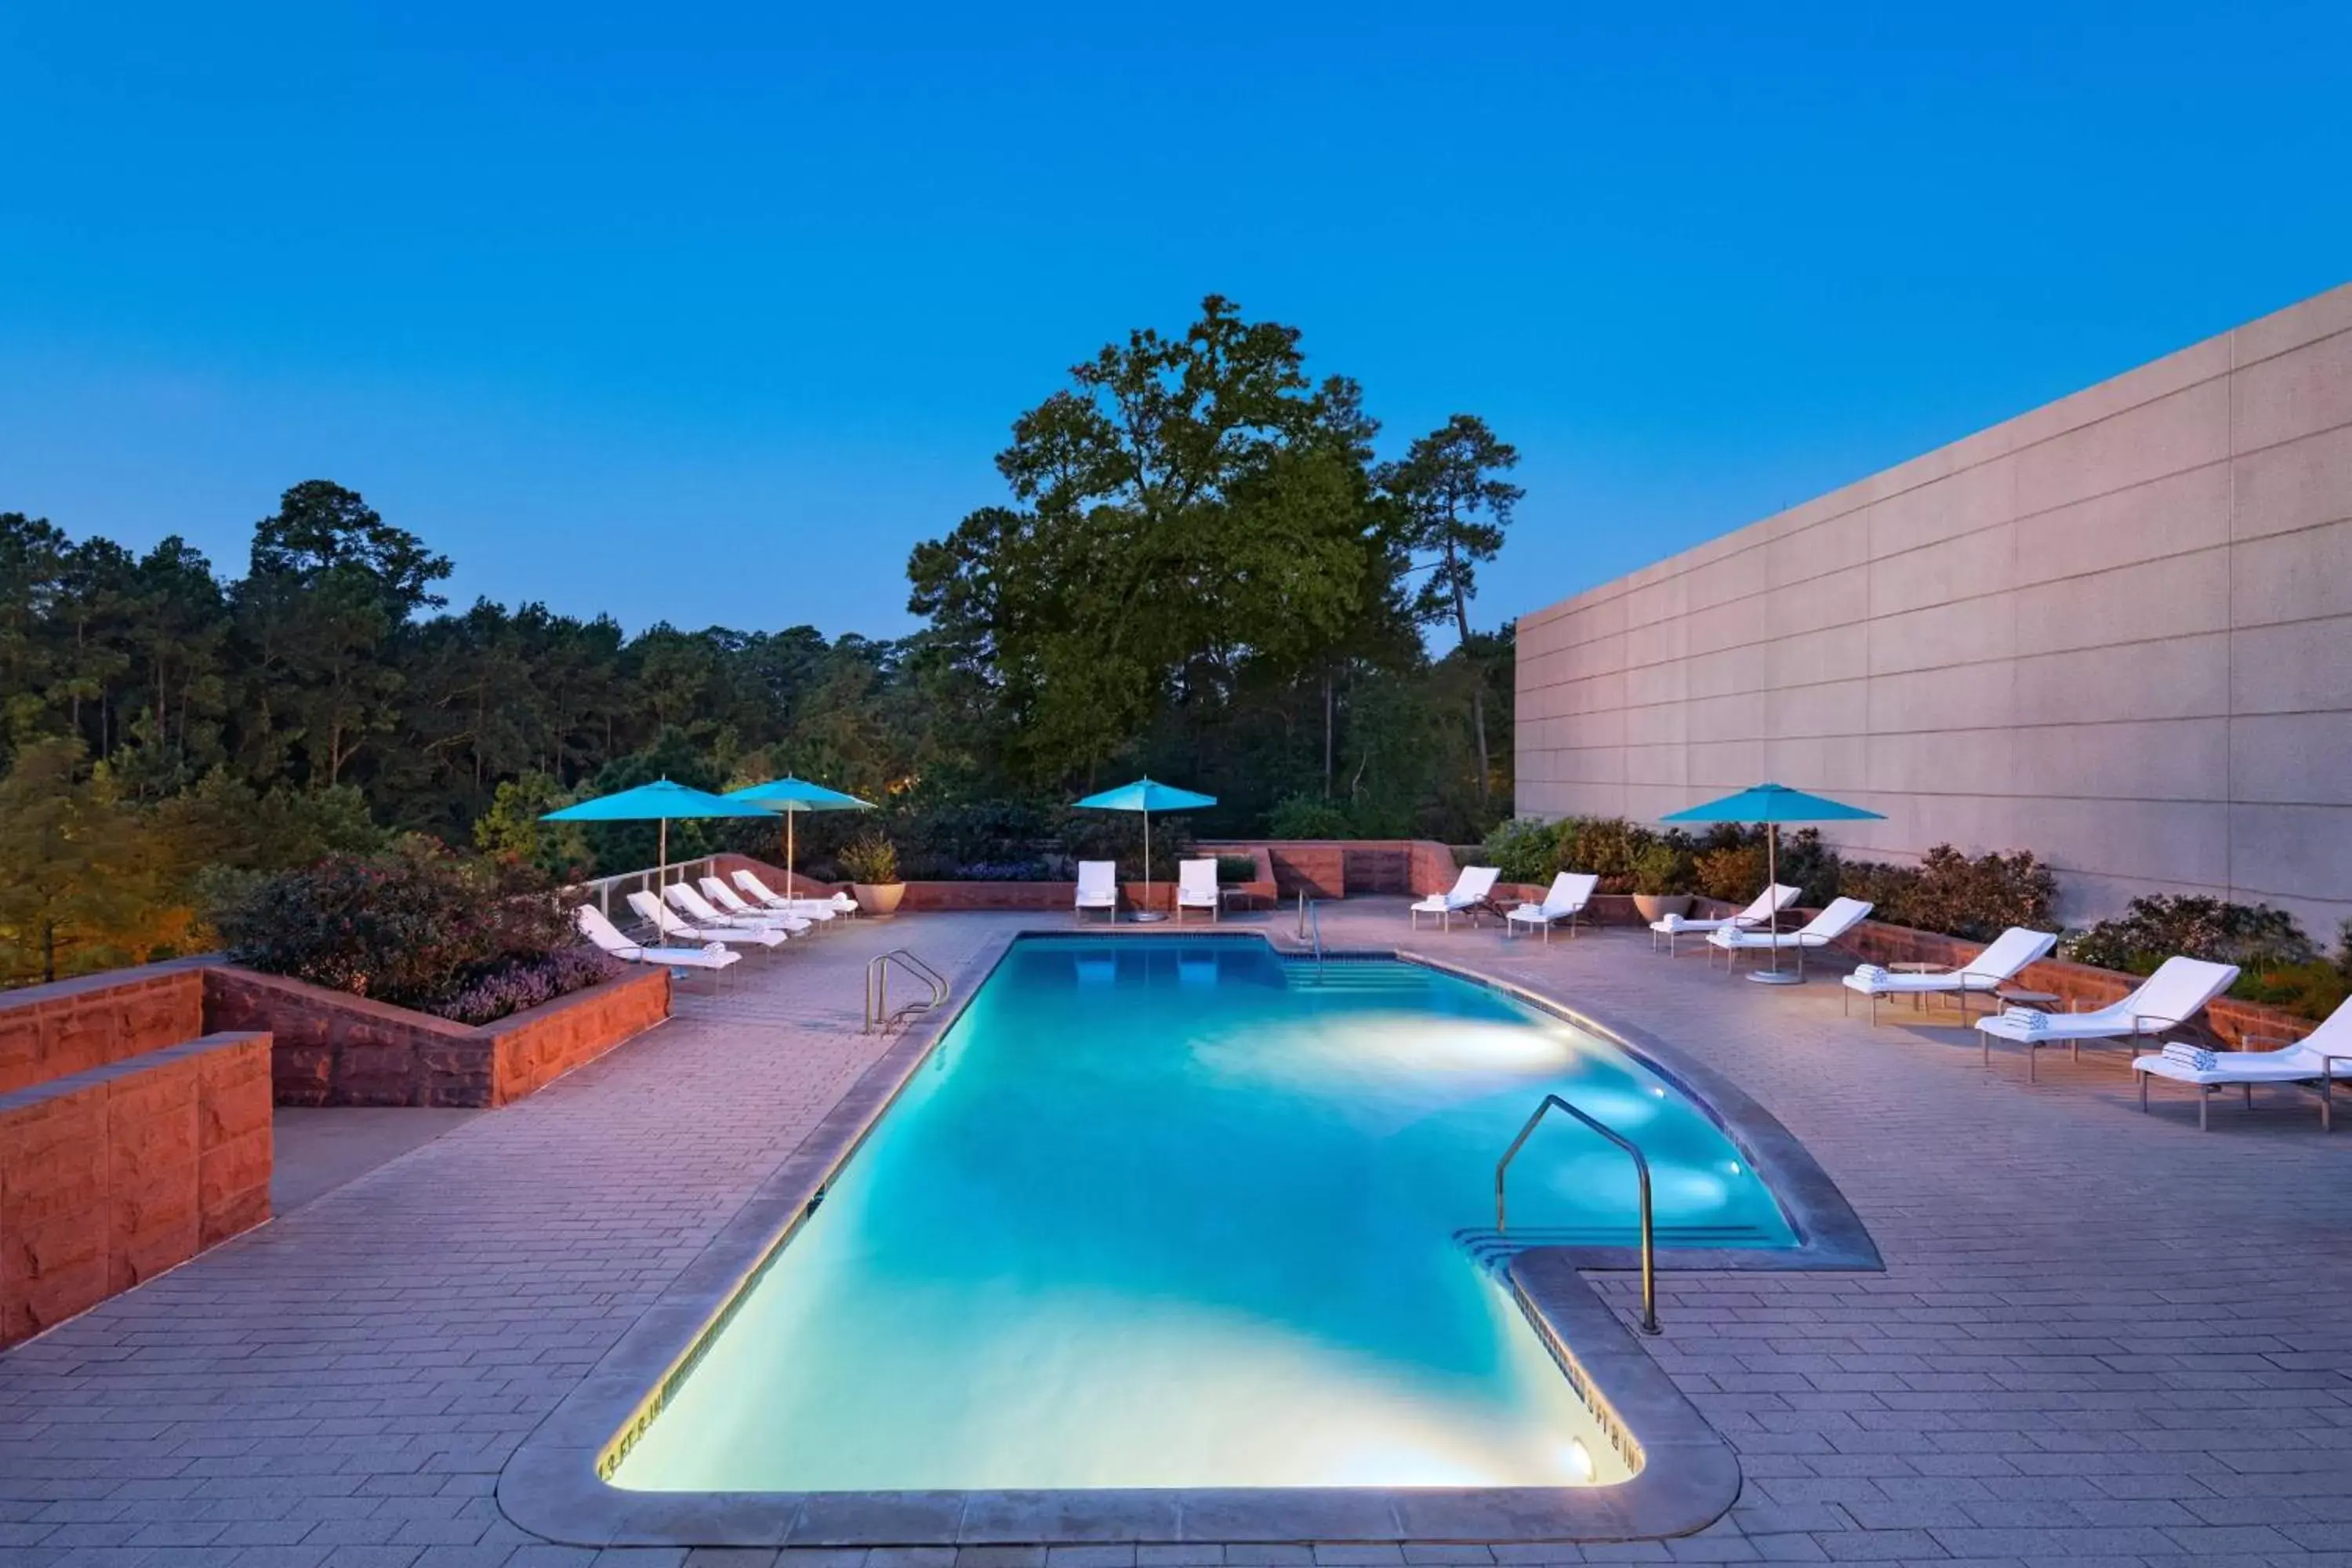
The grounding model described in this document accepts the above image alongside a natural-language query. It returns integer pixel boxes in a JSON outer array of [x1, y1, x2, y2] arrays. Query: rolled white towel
[[2161, 1041, 2218, 1072], [1654, 913, 1687, 931], [1999, 1006, 2050, 1034], [1852, 964, 1891, 986]]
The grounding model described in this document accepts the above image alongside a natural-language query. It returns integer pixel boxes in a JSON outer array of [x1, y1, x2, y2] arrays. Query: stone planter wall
[[0, 960, 210, 1096], [205, 965, 670, 1109], [0, 1029, 271, 1348]]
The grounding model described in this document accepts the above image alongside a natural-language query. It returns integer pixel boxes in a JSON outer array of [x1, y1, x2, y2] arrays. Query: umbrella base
[[1130, 911, 1169, 924], [1748, 968, 1806, 985]]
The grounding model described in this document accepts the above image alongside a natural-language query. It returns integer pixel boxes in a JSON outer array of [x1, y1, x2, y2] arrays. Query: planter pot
[[1632, 893, 1693, 922], [853, 882, 906, 916]]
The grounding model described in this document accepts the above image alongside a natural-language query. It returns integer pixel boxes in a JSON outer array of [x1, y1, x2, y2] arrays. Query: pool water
[[615, 937, 1793, 1493]]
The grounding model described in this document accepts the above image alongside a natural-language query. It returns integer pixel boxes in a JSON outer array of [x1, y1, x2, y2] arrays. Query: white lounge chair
[[731, 868, 854, 920], [667, 880, 808, 935], [1651, 884, 1801, 955], [1410, 866, 1501, 931], [1076, 860, 1119, 924], [1708, 897, 1874, 978], [698, 876, 815, 933], [2132, 995, 2352, 1131], [1976, 956, 2241, 1082], [1175, 858, 1221, 924], [1840, 926, 2060, 1023], [576, 905, 739, 975], [628, 890, 786, 949], [1504, 872, 1599, 943]]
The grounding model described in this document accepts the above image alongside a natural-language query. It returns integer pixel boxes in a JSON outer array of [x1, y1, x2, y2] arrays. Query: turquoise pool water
[[615, 937, 1793, 1492]]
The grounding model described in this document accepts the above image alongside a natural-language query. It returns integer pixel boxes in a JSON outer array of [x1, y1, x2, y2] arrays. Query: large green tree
[[1377, 414, 1524, 801], [909, 295, 1399, 793]]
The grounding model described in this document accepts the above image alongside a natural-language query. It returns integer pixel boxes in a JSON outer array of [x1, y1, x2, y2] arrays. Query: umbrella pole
[[786, 811, 795, 900], [1748, 820, 1806, 985], [658, 817, 667, 900], [1143, 808, 1152, 922]]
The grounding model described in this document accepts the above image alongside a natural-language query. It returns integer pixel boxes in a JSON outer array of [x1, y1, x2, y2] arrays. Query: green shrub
[[1215, 855, 1261, 884], [1834, 844, 2053, 942], [2067, 895, 2314, 975], [2066, 896, 2347, 1022], [2231, 960, 2351, 1023], [1559, 817, 1649, 887], [1693, 843, 1767, 902], [838, 830, 902, 884], [1479, 817, 1563, 883], [1631, 839, 1694, 896], [1266, 793, 1356, 840], [203, 838, 606, 1022]]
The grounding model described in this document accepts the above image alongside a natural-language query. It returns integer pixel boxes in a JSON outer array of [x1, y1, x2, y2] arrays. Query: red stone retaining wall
[[205, 966, 670, 1109], [0, 1030, 271, 1348], [0, 961, 209, 1097]]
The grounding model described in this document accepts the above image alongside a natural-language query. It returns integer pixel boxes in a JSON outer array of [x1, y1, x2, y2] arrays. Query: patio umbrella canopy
[[1661, 782, 1885, 984], [1073, 777, 1217, 922], [724, 777, 875, 898], [540, 779, 774, 896]]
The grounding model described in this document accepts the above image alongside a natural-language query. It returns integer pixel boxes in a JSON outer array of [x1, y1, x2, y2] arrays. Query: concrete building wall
[[1515, 282, 2352, 933]]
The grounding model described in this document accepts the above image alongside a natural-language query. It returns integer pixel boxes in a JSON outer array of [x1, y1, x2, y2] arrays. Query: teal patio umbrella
[[541, 779, 774, 902], [1073, 777, 1218, 923], [724, 776, 875, 898], [1661, 782, 1885, 985]]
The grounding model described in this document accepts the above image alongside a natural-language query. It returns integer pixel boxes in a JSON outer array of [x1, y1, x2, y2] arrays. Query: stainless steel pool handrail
[[1295, 890, 1323, 968], [864, 949, 950, 1034], [1495, 1094, 1660, 1335]]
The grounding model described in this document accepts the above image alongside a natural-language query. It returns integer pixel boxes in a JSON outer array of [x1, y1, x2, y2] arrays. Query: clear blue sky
[[4, 3, 2347, 640]]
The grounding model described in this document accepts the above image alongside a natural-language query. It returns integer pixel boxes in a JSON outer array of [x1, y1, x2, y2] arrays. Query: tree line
[[1, 295, 1525, 983]]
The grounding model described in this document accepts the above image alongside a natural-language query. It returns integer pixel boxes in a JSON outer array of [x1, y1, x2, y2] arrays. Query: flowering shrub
[[435, 946, 621, 1025], [2066, 895, 2315, 975], [955, 859, 1054, 880], [205, 837, 604, 1022], [2066, 898, 2350, 1022]]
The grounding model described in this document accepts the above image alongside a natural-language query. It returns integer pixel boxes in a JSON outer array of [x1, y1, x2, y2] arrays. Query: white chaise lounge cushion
[[630, 890, 786, 948], [699, 876, 814, 931], [1076, 860, 1118, 909], [1505, 871, 1599, 924], [1411, 865, 1500, 914], [731, 868, 853, 916], [1840, 927, 2059, 997], [1976, 956, 2241, 1044], [1709, 897, 1873, 951], [1651, 884, 1800, 935], [576, 905, 738, 970], [1177, 858, 1219, 908]]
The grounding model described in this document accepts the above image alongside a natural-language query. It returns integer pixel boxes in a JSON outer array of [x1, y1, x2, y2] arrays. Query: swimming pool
[[612, 936, 1795, 1494]]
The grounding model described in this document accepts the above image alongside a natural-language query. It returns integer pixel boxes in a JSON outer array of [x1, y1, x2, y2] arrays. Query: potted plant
[[1629, 840, 1694, 924], [840, 830, 906, 917]]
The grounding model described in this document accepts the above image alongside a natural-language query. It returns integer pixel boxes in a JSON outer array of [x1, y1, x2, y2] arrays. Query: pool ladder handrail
[[864, 949, 950, 1034], [1495, 1093, 1661, 1336], [1295, 889, 1324, 969]]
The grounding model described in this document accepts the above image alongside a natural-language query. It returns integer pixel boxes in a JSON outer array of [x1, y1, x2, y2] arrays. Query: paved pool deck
[[3, 903, 2349, 1568]]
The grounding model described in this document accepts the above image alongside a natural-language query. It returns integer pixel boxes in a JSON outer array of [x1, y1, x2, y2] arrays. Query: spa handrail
[[865, 949, 949, 1034], [1295, 890, 1323, 968], [1494, 1094, 1660, 1335]]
